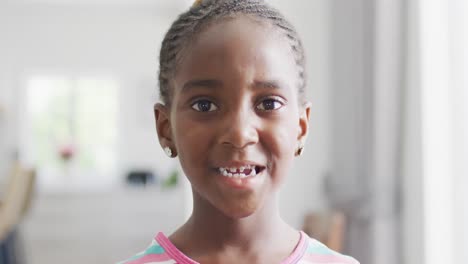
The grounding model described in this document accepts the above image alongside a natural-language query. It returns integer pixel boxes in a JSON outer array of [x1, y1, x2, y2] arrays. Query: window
[[25, 75, 118, 191]]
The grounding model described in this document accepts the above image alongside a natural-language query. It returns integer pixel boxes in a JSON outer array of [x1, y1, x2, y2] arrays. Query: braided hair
[[158, 0, 306, 105]]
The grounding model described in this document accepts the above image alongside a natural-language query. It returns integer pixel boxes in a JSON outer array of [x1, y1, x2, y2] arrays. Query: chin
[[218, 200, 260, 219], [225, 209, 256, 219]]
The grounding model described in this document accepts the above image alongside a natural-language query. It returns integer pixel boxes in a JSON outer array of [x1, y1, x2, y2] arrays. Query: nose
[[218, 106, 259, 149]]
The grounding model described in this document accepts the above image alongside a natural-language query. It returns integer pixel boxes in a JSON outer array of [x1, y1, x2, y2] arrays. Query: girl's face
[[156, 16, 310, 218]]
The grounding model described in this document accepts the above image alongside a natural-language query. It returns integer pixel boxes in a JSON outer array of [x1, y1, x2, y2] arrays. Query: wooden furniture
[[302, 211, 347, 252], [0, 163, 36, 264], [0, 163, 36, 241]]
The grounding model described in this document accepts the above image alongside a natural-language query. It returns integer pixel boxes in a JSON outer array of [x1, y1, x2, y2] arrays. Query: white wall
[[402, 1, 425, 262], [452, 1, 468, 261], [0, 8, 20, 180]]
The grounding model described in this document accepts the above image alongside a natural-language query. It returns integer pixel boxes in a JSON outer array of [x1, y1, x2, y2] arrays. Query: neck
[[177, 191, 295, 251]]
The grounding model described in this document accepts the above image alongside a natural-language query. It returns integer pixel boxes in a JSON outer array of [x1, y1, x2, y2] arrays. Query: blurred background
[[0, 0, 466, 263]]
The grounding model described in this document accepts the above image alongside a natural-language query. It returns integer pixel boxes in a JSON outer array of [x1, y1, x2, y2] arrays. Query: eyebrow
[[181, 79, 284, 92], [251, 80, 283, 90], [181, 79, 222, 92]]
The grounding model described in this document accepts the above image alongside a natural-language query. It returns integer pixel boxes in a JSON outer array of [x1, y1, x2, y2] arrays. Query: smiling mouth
[[217, 165, 265, 178]]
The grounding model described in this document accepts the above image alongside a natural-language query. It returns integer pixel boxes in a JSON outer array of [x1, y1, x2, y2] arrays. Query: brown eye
[[256, 98, 283, 111], [191, 99, 218, 112]]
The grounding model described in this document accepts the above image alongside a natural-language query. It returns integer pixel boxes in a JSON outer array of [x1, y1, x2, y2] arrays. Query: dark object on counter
[[126, 171, 156, 186]]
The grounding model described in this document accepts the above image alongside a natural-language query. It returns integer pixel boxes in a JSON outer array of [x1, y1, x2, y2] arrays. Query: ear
[[154, 103, 176, 155], [297, 102, 311, 142]]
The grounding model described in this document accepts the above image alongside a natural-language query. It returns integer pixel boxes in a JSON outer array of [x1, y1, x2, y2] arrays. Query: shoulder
[[298, 235, 360, 264], [116, 238, 177, 264]]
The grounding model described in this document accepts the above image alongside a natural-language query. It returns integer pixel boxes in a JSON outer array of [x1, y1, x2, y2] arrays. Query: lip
[[215, 160, 265, 168]]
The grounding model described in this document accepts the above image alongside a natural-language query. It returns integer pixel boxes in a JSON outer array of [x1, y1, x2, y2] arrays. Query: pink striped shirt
[[117, 231, 359, 264]]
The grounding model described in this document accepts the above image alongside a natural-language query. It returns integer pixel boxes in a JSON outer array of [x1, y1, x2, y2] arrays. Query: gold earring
[[164, 147, 173, 158], [295, 144, 304, 156]]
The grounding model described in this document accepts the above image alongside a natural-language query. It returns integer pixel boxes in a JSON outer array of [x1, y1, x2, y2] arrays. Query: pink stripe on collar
[[156, 232, 199, 264], [155, 231, 308, 264], [280, 231, 308, 264]]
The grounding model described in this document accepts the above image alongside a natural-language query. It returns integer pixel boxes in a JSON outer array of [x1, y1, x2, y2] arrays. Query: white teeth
[[221, 169, 231, 177], [251, 168, 257, 176], [218, 165, 260, 178]]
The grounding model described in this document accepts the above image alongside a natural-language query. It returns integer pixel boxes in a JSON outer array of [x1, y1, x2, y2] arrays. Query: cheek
[[270, 111, 300, 152], [172, 115, 214, 171], [271, 128, 296, 156], [262, 114, 300, 180]]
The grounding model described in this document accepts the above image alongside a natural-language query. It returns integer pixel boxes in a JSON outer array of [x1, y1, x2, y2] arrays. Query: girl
[[119, 0, 359, 263]]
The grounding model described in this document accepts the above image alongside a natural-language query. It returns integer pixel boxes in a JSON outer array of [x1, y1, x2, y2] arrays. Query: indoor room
[[0, 0, 466, 263]]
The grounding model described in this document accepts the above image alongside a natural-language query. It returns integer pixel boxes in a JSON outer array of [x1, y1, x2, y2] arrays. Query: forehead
[[173, 16, 298, 90]]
